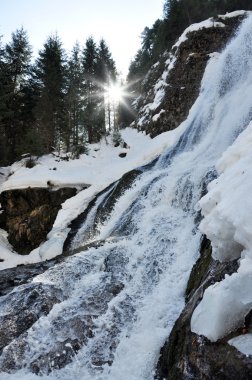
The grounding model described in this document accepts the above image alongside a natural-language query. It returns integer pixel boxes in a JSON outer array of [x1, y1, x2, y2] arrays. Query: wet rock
[[28, 317, 94, 375], [155, 237, 252, 380], [0, 282, 61, 353], [0, 187, 77, 254], [64, 168, 142, 250], [119, 152, 127, 158], [94, 169, 142, 227], [0, 241, 127, 374], [30, 338, 82, 375], [0, 260, 58, 296]]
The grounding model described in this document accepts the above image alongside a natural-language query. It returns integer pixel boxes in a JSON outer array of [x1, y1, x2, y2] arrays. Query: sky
[[0, 0, 164, 77]]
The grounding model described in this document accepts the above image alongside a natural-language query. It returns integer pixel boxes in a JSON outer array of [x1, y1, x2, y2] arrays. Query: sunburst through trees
[[0, 32, 132, 164]]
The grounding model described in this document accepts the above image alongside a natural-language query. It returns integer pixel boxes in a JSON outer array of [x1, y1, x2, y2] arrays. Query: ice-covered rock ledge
[[191, 121, 252, 346]]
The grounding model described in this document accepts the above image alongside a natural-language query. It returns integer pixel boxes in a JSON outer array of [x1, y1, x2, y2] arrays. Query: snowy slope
[[0, 126, 186, 269]]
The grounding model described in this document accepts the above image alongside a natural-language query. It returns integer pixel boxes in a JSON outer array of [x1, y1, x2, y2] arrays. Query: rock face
[[64, 168, 143, 251], [0, 187, 77, 254], [133, 14, 246, 138], [155, 238, 252, 380]]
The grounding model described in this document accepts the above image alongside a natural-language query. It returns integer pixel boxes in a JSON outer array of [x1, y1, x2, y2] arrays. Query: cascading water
[[1, 14, 252, 380]]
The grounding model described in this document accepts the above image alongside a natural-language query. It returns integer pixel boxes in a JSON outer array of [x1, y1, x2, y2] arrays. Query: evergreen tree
[[34, 35, 66, 153], [81, 37, 117, 142], [65, 42, 84, 150], [0, 28, 33, 163], [82, 37, 100, 143], [96, 39, 116, 134], [128, 0, 252, 106], [0, 37, 8, 163], [96, 39, 116, 84]]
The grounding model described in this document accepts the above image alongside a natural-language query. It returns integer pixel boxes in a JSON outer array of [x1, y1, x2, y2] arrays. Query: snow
[[229, 334, 252, 356], [191, 121, 252, 342], [0, 125, 187, 269], [136, 54, 176, 127], [173, 19, 225, 48], [151, 88, 165, 110], [0, 167, 10, 187], [152, 109, 165, 122], [219, 10, 248, 20]]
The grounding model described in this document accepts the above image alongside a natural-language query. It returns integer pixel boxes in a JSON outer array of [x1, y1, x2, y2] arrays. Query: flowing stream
[[1, 14, 252, 380]]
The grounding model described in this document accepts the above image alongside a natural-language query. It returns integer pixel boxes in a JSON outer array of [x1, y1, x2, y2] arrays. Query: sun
[[106, 83, 124, 103]]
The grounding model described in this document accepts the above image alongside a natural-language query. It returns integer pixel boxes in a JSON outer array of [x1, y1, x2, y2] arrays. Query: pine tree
[[0, 37, 8, 163], [0, 28, 33, 163], [65, 42, 84, 151], [81, 37, 117, 143], [82, 37, 100, 143], [34, 35, 66, 154], [96, 39, 116, 134], [96, 39, 116, 84]]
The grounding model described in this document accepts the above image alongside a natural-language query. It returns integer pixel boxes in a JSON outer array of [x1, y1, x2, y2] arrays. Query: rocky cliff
[[132, 13, 246, 137]]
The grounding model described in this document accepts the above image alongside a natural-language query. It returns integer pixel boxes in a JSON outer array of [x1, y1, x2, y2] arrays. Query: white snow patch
[[151, 88, 165, 111], [173, 19, 225, 48], [136, 53, 176, 126], [229, 334, 252, 356], [191, 267, 252, 341], [152, 109, 165, 122], [219, 10, 248, 19]]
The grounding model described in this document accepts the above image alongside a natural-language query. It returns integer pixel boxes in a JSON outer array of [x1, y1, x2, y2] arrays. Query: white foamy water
[[1, 14, 252, 380]]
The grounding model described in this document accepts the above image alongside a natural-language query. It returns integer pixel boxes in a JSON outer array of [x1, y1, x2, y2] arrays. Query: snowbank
[[219, 10, 248, 20], [173, 19, 225, 49], [173, 10, 248, 50], [191, 121, 252, 342], [0, 126, 186, 269], [229, 334, 252, 356]]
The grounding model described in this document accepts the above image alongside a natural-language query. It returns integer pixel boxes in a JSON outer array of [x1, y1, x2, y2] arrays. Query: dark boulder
[[0, 187, 77, 254]]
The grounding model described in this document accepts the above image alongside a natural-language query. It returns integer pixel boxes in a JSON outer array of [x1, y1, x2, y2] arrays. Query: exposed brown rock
[[0, 187, 77, 254], [134, 14, 246, 138]]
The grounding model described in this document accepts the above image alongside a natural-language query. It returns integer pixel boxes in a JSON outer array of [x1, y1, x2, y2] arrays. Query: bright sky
[[0, 0, 164, 77]]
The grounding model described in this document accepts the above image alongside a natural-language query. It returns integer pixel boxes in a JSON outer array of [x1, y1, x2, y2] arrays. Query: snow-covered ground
[[0, 126, 187, 269], [173, 18, 225, 48], [191, 121, 252, 346], [174, 10, 248, 48]]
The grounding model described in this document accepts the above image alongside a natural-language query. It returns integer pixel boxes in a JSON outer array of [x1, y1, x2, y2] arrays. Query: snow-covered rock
[[0, 126, 186, 269], [191, 121, 252, 342]]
